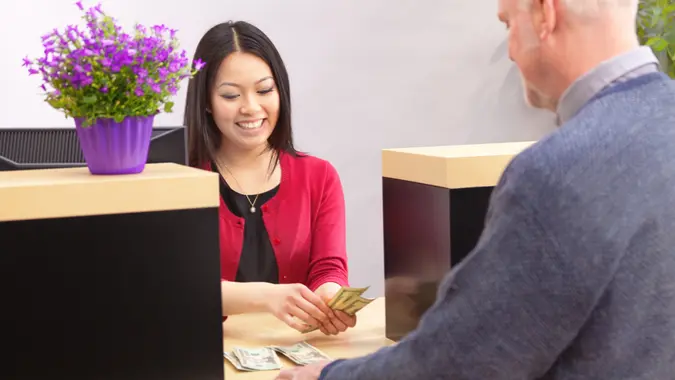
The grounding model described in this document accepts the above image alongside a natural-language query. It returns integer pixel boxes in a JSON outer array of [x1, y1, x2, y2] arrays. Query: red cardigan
[[199, 152, 350, 291]]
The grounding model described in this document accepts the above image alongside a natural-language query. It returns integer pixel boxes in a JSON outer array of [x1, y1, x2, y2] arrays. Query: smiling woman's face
[[210, 51, 280, 153]]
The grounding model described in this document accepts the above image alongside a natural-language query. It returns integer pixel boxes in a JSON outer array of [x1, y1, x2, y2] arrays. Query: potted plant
[[22, 1, 204, 175], [638, 0, 675, 78]]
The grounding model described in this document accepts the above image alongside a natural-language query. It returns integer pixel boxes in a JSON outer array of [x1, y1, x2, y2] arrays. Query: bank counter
[[381, 141, 534, 341], [0, 163, 224, 380], [223, 297, 393, 379]]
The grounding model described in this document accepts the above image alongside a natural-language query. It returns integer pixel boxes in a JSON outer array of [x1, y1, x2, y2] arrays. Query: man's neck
[[553, 44, 658, 125], [555, 32, 640, 98]]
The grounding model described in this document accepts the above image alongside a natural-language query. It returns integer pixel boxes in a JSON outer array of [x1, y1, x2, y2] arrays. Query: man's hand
[[315, 282, 357, 335], [274, 360, 331, 380]]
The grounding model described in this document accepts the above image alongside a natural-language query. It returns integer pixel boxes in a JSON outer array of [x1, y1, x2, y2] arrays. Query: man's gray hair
[[518, 0, 638, 17], [564, 0, 638, 16]]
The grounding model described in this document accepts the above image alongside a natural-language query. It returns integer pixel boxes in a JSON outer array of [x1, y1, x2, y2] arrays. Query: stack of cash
[[302, 286, 375, 333], [224, 346, 282, 372], [224, 341, 331, 371], [270, 341, 331, 366]]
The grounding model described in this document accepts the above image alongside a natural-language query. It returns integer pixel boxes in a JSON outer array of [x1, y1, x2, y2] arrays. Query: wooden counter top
[[382, 141, 534, 189], [0, 163, 219, 222], [223, 297, 393, 379]]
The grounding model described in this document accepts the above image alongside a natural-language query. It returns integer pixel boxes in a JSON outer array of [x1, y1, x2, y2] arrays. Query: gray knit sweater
[[320, 72, 675, 379]]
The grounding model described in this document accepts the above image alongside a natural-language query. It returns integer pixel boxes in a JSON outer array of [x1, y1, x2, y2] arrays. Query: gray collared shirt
[[556, 46, 660, 125]]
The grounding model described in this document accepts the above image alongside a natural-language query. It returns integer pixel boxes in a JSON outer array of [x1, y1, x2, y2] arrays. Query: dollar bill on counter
[[271, 341, 332, 365], [224, 351, 252, 371], [230, 346, 282, 371], [303, 286, 375, 333]]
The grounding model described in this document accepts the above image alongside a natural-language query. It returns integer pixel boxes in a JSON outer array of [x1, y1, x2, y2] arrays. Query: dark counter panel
[[382, 177, 492, 341], [0, 206, 224, 380]]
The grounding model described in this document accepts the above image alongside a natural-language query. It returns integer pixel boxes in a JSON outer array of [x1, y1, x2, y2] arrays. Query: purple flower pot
[[74, 115, 154, 175]]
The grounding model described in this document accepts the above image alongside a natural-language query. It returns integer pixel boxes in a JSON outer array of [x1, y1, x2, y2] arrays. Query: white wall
[[0, 0, 556, 295]]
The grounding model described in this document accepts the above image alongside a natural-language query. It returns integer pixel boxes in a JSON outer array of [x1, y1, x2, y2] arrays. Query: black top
[[211, 162, 280, 284]]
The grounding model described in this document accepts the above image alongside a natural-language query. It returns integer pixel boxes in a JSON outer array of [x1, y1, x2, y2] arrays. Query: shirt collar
[[556, 46, 659, 125]]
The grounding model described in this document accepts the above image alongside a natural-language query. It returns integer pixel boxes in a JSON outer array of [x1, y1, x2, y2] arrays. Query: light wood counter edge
[[382, 141, 535, 189], [0, 163, 220, 222], [222, 298, 392, 379]]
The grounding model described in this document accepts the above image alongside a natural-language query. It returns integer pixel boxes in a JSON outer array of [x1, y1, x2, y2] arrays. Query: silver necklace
[[216, 161, 260, 213]]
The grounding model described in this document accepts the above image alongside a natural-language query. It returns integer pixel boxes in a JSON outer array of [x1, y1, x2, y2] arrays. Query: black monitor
[[0, 126, 187, 171]]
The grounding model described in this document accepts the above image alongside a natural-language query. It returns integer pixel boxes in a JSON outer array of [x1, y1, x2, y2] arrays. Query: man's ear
[[537, 0, 558, 40]]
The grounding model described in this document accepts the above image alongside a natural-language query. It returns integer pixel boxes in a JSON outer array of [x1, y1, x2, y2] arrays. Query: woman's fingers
[[298, 286, 335, 318], [282, 313, 310, 332], [330, 315, 348, 332], [282, 310, 337, 335], [293, 295, 329, 324], [295, 305, 337, 335], [286, 305, 321, 330], [319, 324, 331, 335], [293, 294, 342, 335], [281, 284, 356, 335], [334, 311, 357, 328]]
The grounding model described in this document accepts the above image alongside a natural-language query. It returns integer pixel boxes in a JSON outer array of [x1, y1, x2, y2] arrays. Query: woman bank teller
[[183, 21, 356, 335]]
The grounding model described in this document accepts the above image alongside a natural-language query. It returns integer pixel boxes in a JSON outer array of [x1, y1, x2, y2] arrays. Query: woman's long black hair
[[184, 21, 298, 168]]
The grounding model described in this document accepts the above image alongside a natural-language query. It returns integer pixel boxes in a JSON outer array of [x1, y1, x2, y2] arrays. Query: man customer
[[276, 0, 675, 378]]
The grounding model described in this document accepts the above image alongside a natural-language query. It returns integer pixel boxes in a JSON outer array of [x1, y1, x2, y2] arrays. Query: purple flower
[[150, 82, 161, 94], [168, 59, 182, 73], [152, 25, 167, 35], [26, 1, 203, 120], [135, 67, 148, 78], [155, 48, 169, 62], [194, 58, 205, 70], [158, 67, 169, 80]]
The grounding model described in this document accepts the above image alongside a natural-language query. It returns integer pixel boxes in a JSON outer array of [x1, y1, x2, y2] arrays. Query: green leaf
[[83, 95, 98, 104], [655, 38, 669, 51], [646, 36, 662, 45], [650, 8, 662, 27], [646, 36, 669, 51], [163, 101, 174, 113]]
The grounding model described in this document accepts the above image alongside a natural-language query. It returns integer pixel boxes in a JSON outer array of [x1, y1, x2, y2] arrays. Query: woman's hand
[[315, 282, 357, 335], [266, 283, 340, 334], [328, 310, 357, 335]]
